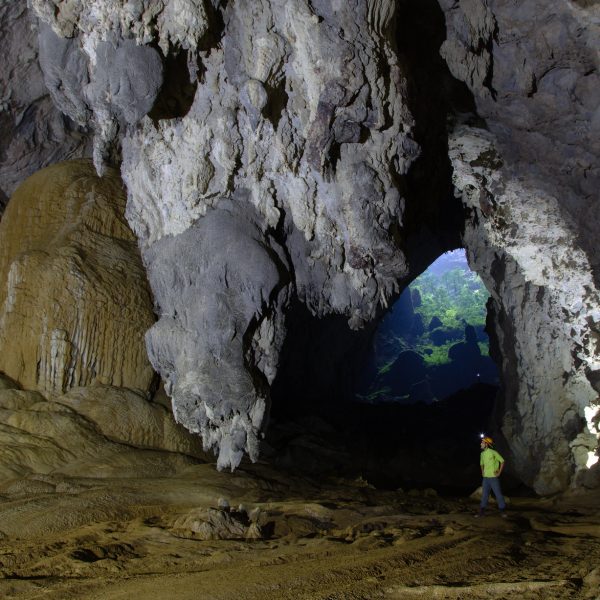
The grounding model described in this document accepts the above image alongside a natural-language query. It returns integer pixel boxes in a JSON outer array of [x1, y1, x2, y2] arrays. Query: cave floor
[[0, 463, 598, 600]]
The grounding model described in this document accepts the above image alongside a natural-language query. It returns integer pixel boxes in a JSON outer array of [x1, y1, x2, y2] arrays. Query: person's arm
[[495, 453, 505, 477]]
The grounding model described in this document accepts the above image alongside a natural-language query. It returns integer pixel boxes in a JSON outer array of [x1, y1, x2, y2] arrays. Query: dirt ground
[[0, 462, 598, 600]]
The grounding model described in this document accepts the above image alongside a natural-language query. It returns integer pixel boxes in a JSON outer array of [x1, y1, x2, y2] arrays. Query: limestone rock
[[0, 160, 156, 395], [449, 125, 600, 495], [0, 386, 207, 480], [0, 1, 91, 210], [30, 0, 209, 173], [55, 386, 206, 459], [144, 200, 291, 470], [437, 1, 600, 493], [0, 374, 19, 391], [28, 0, 467, 473], [170, 507, 250, 541], [118, 0, 439, 470], [440, 0, 600, 267], [28, 0, 600, 494]]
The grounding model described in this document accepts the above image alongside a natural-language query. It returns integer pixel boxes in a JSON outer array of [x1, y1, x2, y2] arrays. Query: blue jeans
[[481, 477, 506, 510]]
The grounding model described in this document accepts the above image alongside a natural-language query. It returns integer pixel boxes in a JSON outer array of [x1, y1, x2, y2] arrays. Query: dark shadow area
[[267, 382, 516, 494], [269, 253, 504, 493], [148, 48, 197, 122], [393, 0, 483, 265], [263, 79, 289, 130]]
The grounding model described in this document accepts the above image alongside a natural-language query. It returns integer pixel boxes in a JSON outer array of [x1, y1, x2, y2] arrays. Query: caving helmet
[[480, 435, 494, 447]]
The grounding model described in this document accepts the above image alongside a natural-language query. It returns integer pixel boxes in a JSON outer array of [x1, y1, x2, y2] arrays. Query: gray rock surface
[[450, 125, 599, 495], [439, 0, 600, 282], [34, 0, 447, 470], [36, 17, 163, 173], [438, 0, 600, 493], [30, 0, 209, 174], [144, 200, 291, 469], [0, 1, 91, 211]]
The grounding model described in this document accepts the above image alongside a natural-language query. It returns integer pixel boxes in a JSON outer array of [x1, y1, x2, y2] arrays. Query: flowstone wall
[[0, 160, 156, 395], [23, 0, 600, 491]]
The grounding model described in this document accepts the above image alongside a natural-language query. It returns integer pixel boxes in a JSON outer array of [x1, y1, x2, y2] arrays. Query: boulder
[[465, 324, 478, 344], [411, 313, 425, 337], [411, 288, 422, 308], [428, 316, 443, 331], [430, 326, 462, 346], [448, 340, 482, 365], [380, 351, 427, 396]]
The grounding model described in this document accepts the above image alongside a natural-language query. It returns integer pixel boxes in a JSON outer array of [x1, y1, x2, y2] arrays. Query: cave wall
[[0, 1, 91, 212], [22, 0, 600, 491], [0, 160, 156, 396], [439, 0, 600, 493]]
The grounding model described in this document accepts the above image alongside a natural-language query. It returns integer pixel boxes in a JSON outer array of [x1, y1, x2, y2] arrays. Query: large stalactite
[[15, 0, 600, 491]]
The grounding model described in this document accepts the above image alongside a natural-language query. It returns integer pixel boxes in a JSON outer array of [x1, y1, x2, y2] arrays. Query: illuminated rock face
[[450, 127, 599, 494], [439, 0, 600, 494], [26, 0, 600, 489], [0, 160, 156, 396]]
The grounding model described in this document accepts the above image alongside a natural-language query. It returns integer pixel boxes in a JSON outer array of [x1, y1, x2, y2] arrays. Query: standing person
[[476, 436, 507, 518]]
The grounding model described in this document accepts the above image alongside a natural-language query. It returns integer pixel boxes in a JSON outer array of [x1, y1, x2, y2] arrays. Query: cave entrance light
[[358, 249, 499, 405]]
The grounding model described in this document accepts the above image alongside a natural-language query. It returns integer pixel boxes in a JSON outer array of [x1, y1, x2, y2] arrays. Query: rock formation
[[0, 160, 156, 395], [29, 0, 451, 470], [0, 1, 91, 212], [0, 375, 207, 480], [439, 0, 600, 494], [19, 0, 600, 492]]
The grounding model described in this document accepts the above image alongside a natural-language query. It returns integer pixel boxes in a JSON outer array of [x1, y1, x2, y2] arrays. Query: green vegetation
[[373, 265, 490, 370], [412, 268, 489, 365], [360, 255, 496, 402], [412, 268, 487, 333]]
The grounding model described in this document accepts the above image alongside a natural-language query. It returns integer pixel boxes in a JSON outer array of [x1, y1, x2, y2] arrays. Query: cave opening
[[265, 0, 509, 494], [268, 251, 504, 494], [357, 249, 499, 406]]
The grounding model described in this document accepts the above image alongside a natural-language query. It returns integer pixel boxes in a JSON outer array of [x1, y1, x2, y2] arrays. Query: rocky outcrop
[[0, 380, 207, 480], [439, 0, 600, 283], [450, 126, 600, 494], [29, 0, 210, 174], [0, 1, 91, 212], [29, 0, 466, 470], [0, 160, 156, 395]]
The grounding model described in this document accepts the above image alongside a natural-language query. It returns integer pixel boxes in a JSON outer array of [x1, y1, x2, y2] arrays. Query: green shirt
[[480, 448, 504, 477]]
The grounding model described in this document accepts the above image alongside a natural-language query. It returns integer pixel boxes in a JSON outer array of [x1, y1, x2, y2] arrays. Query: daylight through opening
[[357, 249, 499, 405]]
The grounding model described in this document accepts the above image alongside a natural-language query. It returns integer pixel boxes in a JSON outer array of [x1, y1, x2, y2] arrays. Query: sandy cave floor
[[0, 462, 599, 600]]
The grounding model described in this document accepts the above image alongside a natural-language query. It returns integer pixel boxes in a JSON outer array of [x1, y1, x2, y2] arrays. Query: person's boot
[[475, 507, 485, 518]]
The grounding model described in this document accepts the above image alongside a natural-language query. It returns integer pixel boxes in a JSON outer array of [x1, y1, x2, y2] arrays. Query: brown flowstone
[[0, 159, 155, 395]]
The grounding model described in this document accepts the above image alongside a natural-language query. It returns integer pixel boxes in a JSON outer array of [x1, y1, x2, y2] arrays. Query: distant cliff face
[[16, 0, 600, 491]]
